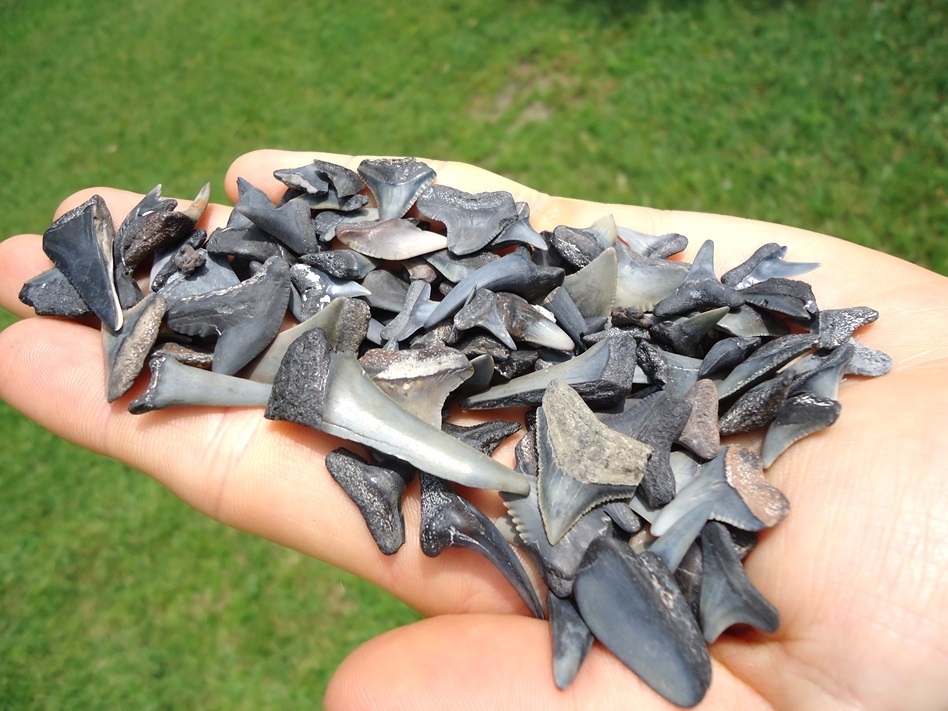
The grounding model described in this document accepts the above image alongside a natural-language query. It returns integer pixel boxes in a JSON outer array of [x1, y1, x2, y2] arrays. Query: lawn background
[[1, 0, 944, 708]]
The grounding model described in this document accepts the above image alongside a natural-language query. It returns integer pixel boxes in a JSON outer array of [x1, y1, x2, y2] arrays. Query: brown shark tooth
[[536, 380, 651, 545], [721, 242, 819, 289], [234, 178, 318, 255], [572, 538, 712, 708], [42, 194, 124, 331], [419, 472, 543, 618], [547, 591, 594, 690], [699, 521, 779, 643], [264, 329, 529, 494], [357, 157, 436, 221], [335, 218, 448, 260], [415, 184, 519, 256], [325, 448, 409, 556], [128, 354, 272, 414], [677, 379, 721, 460], [102, 292, 168, 402], [124, 183, 210, 268], [359, 345, 473, 427], [653, 240, 744, 319]]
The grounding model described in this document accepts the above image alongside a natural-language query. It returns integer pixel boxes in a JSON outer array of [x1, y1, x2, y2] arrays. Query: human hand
[[1, 149, 946, 710]]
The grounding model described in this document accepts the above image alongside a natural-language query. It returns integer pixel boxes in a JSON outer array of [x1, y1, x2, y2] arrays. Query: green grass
[[0, 0, 945, 707]]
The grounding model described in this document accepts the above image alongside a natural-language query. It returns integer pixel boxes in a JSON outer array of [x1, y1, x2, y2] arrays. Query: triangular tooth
[[325, 448, 408, 555], [845, 340, 893, 377], [490, 202, 548, 251], [357, 157, 436, 220], [652, 306, 729, 357], [653, 240, 744, 318], [716, 332, 817, 398], [453, 289, 516, 349], [335, 218, 448, 260], [416, 184, 519, 256], [614, 240, 689, 311], [102, 292, 168, 402], [817, 307, 879, 349], [273, 162, 331, 194], [419, 473, 543, 618], [616, 225, 688, 259], [234, 178, 318, 255], [718, 372, 793, 436], [181, 182, 211, 223], [265, 329, 529, 495], [573, 538, 712, 707], [699, 522, 779, 643], [697, 336, 761, 380], [677, 379, 721, 461], [42, 195, 124, 331], [562, 246, 617, 318], [311, 159, 366, 198], [716, 304, 789, 339], [761, 393, 841, 468], [548, 591, 594, 690], [497, 293, 574, 352], [721, 242, 819, 288]]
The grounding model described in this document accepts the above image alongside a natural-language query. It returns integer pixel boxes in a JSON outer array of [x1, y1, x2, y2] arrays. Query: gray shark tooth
[[290, 263, 371, 322], [115, 184, 177, 256], [649, 446, 788, 570], [562, 246, 617, 318], [246, 298, 369, 383], [424, 249, 499, 284], [721, 243, 819, 289], [360, 268, 410, 312], [102, 292, 168, 402], [674, 540, 704, 622], [359, 345, 473, 427], [537, 380, 650, 545], [415, 184, 519, 256], [497, 293, 574, 352], [273, 162, 331, 194], [816, 307, 879, 349], [717, 304, 789, 339], [573, 538, 712, 708], [548, 591, 594, 690], [419, 472, 543, 618], [846, 339, 893, 377], [718, 372, 794, 436], [157, 251, 240, 306], [265, 329, 529, 494], [441, 419, 522, 456], [298, 249, 376, 280], [166, 255, 291, 375], [424, 250, 565, 328], [598, 390, 692, 508], [699, 521, 779, 643], [616, 225, 688, 259], [335, 218, 448, 260], [234, 178, 318, 255], [541, 287, 588, 352], [716, 332, 818, 398], [696, 336, 761, 380], [42, 194, 124, 331], [788, 342, 854, 400], [325, 448, 408, 556], [18, 267, 91, 318], [123, 183, 210, 269], [462, 331, 638, 410], [738, 277, 818, 319], [294, 190, 368, 212], [550, 224, 606, 269], [636, 341, 704, 398], [761, 392, 841, 468], [614, 240, 689, 311], [489, 201, 548, 251], [677, 379, 721, 461], [357, 157, 436, 221], [309, 159, 366, 198], [670, 449, 702, 492], [600, 500, 643, 534], [652, 306, 730, 357], [206, 211, 289, 264], [453, 289, 516, 349], [128, 354, 272, 414], [654, 240, 744, 319], [379, 279, 437, 345]]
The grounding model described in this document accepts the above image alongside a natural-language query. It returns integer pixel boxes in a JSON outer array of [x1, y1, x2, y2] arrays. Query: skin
[[1, 149, 947, 710]]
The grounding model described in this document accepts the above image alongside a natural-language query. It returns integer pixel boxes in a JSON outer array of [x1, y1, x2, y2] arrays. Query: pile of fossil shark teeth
[[20, 157, 892, 708]]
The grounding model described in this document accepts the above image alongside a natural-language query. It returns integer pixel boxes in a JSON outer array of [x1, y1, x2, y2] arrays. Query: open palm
[[1, 150, 945, 710]]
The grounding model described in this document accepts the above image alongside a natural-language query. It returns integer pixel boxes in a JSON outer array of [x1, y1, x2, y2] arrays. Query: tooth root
[[548, 591, 594, 690], [699, 522, 779, 643], [573, 538, 712, 708], [420, 473, 543, 618]]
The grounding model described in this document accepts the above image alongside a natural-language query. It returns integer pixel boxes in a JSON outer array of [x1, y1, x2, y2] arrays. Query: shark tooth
[[157, 251, 239, 305], [325, 448, 409, 555], [18, 267, 91, 318], [379, 279, 438, 345], [441, 419, 521, 455], [653, 240, 744, 319], [816, 307, 879, 349], [721, 243, 819, 289], [128, 354, 272, 414], [423, 250, 564, 328], [845, 340, 893, 377], [718, 372, 794, 436], [115, 184, 177, 255], [294, 190, 368, 212], [462, 331, 638, 410], [289, 263, 371, 321], [489, 201, 548, 251], [273, 163, 330, 194], [573, 538, 712, 708], [102, 292, 168, 402], [42, 195, 124, 331], [290, 159, 366, 198], [550, 224, 606, 269], [424, 249, 499, 284], [335, 218, 448, 260], [419, 472, 543, 618], [761, 392, 841, 468], [124, 183, 210, 268], [497, 293, 574, 352], [206, 210, 289, 264], [416, 184, 519, 256], [788, 342, 854, 400], [541, 286, 588, 352], [738, 277, 818, 319], [234, 179, 318, 255], [548, 591, 594, 690], [699, 521, 779, 643], [636, 341, 704, 398], [616, 225, 688, 259], [614, 240, 689, 311], [536, 380, 650, 544], [298, 248, 376, 280], [562, 246, 617, 318], [716, 332, 817, 399], [265, 329, 529, 494], [358, 157, 436, 221], [696, 336, 761, 380], [677, 379, 721, 460], [652, 306, 730, 357], [716, 304, 789, 339], [453, 289, 516, 349]]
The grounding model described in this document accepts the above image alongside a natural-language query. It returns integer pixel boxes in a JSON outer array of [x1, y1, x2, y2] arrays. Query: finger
[[324, 613, 768, 711], [0, 314, 536, 619], [0, 234, 53, 318]]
